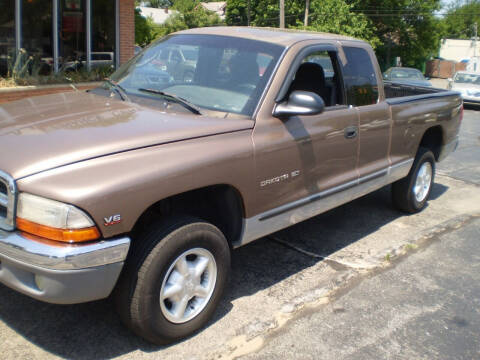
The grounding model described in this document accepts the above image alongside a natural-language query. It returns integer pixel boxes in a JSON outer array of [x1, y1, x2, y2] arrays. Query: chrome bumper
[[0, 230, 130, 304]]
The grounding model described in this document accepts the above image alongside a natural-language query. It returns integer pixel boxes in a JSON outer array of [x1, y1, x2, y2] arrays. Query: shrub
[[0, 49, 114, 88]]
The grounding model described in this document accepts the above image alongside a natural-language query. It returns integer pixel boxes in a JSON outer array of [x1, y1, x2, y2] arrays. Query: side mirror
[[273, 90, 325, 118]]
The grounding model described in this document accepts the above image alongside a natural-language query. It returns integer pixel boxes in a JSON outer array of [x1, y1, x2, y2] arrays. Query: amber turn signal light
[[17, 217, 101, 243]]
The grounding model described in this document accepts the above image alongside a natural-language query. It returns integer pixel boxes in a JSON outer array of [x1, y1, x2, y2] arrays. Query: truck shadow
[[0, 183, 449, 359]]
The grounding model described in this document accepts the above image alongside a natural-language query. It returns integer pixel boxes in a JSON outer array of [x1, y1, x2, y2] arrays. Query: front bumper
[[0, 229, 130, 304]]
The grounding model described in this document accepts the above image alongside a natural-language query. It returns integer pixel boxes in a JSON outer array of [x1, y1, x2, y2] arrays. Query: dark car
[[383, 67, 432, 87]]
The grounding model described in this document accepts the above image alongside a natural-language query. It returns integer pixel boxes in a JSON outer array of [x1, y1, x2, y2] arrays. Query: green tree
[[148, 0, 173, 8], [226, 0, 379, 47], [253, 0, 305, 27], [442, 1, 480, 39], [226, 0, 304, 27], [304, 0, 380, 47], [135, 0, 222, 45], [155, 0, 223, 38], [135, 8, 160, 45], [348, 0, 443, 70]]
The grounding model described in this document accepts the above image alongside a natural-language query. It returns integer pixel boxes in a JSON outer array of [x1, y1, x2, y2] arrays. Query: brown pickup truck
[[0, 27, 462, 344]]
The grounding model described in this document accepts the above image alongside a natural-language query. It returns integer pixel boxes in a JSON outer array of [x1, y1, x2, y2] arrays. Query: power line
[[355, 12, 480, 16], [226, 7, 480, 26]]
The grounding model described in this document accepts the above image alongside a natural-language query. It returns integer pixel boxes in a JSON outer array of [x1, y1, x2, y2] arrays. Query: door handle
[[344, 126, 358, 139]]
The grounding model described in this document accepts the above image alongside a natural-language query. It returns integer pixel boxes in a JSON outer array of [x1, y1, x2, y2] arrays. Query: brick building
[[0, 0, 135, 76]]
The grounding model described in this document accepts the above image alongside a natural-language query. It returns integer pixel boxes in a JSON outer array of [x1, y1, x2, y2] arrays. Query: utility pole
[[474, 22, 478, 71], [280, 0, 285, 28], [247, 0, 251, 26], [304, 0, 310, 27]]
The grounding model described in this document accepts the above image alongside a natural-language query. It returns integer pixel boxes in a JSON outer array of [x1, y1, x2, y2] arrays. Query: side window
[[288, 50, 344, 107], [342, 46, 379, 106], [303, 52, 334, 80]]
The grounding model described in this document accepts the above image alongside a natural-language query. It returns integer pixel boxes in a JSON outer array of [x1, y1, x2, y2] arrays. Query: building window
[[92, 0, 115, 69], [0, 1, 16, 76], [1, 0, 123, 79], [22, 0, 53, 75], [60, 0, 86, 70]]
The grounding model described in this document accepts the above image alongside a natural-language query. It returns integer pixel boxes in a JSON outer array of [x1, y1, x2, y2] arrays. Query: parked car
[[448, 71, 480, 105], [153, 45, 198, 82], [64, 52, 115, 72], [0, 27, 462, 345], [383, 67, 432, 87]]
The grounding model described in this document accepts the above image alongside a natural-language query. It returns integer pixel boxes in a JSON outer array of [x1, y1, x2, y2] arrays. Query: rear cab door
[[339, 42, 392, 180]]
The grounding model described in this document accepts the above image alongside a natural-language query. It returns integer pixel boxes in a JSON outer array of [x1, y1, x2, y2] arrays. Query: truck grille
[[0, 171, 16, 231]]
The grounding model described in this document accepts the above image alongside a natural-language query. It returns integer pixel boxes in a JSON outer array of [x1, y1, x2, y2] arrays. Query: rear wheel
[[114, 217, 230, 344], [392, 147, 435, 213]]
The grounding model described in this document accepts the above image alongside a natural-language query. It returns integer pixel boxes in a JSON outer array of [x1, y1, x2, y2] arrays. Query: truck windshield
[[110, 34, 285, 116]]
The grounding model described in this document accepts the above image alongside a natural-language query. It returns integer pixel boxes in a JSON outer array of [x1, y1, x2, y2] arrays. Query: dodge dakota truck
[[0, 27, 462, 344]]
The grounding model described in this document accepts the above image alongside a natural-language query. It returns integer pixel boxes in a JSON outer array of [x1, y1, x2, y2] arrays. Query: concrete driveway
[[0, 109, 479, 360]]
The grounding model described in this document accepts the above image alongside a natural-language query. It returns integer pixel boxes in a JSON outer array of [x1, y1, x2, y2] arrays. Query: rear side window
[[286, 50, 344, 107], [342, 47, 379, 106]]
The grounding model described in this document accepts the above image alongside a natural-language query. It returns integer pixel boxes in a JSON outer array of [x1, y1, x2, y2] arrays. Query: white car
[[449, 71, 480, 105], [64, 52, 115, 72]]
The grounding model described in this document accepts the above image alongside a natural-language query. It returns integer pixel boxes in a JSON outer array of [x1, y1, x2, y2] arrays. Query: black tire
[[392, 147, 436, 213], [114, 216, 230, 344]]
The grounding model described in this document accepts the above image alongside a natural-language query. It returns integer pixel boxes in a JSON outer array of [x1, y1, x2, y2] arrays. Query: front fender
[[17, 131, 255, 238]]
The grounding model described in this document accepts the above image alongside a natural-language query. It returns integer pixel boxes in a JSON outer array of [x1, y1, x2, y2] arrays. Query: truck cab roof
[[175, 26, 362, 47]]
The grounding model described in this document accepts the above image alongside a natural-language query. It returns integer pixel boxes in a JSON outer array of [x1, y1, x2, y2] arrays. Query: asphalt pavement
[[0, 109, 479, 360], [243, 107, 480, 360], [245, 216, 480, 360]]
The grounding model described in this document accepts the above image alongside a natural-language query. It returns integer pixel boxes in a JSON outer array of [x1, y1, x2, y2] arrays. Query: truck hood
[[0, 91, 254, 179]]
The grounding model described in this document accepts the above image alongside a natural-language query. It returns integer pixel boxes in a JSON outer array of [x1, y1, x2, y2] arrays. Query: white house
[[199, 2, 226, 20], [138, 6, 179, 25], [439, 39, 480, 72]]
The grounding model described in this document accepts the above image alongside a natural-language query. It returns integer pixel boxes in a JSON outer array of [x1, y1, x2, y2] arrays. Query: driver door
[[252, 45, 359, 218]]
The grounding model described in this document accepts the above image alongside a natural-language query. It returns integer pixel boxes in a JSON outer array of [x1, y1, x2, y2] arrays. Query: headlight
[[16, 193, 100, 243]]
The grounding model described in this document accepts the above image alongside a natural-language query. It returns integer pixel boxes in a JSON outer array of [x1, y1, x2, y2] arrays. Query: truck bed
[[384, 81, 460, 104]]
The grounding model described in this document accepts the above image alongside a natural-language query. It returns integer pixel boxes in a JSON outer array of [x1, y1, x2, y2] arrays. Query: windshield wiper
[[105, 78, 130, 102], [138, 88, 201, 115]]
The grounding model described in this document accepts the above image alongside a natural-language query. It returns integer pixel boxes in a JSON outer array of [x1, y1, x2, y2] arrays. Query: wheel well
[[131, 185, 245, 247], [419, 126, 443, 161]]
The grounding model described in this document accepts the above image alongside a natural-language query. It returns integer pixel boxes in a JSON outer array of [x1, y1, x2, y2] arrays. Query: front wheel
[[114, 217, 230, 344], [392, 147, 436, 213]]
